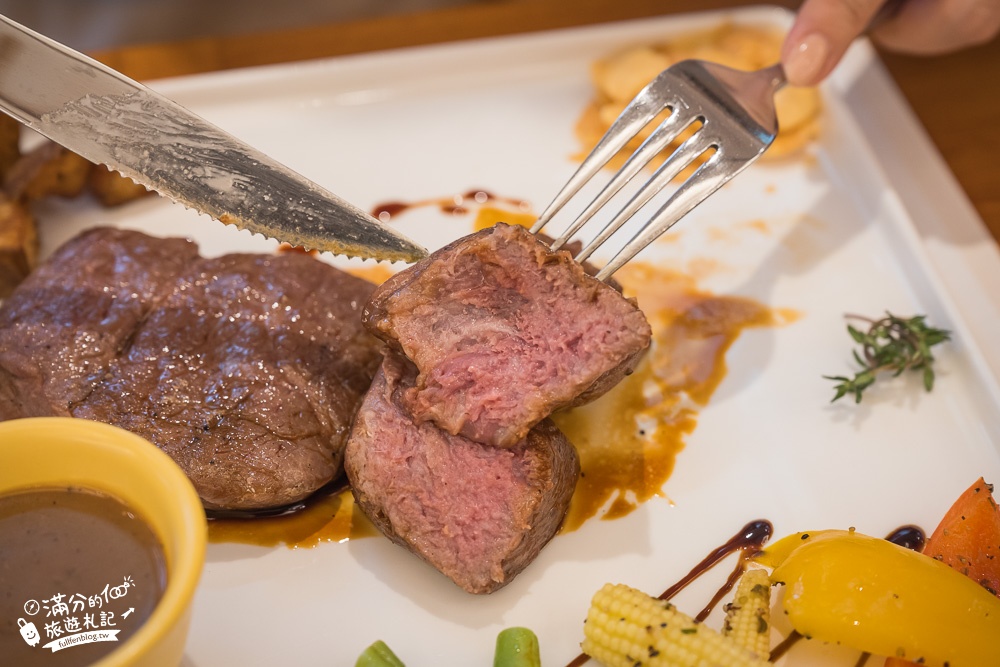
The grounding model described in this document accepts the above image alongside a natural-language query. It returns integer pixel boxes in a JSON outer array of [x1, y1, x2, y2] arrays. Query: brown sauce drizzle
[[206, 481, 378, 548], [769, 630, 803, 662], [884, 524, 925, 552], [853, 651, 873, 667], [662, 520, 774, 618], [370, 189, 530, 222]]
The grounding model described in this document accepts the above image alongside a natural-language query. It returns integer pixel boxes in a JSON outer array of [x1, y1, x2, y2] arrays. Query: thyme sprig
[[825, 312, 950, 403]]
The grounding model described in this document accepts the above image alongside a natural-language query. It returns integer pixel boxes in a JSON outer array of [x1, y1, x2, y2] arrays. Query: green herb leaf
[[825, 312, 950, 404]]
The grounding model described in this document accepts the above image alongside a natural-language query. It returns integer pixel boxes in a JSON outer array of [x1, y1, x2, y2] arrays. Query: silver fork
[[531, 60, 787, 281]]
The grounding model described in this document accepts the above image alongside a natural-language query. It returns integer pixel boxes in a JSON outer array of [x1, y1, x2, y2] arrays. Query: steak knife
[[0, 14, 426, 263]]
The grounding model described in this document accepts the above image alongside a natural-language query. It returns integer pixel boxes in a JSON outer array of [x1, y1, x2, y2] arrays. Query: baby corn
[[582, 583, 772, 667], [722, 568, 772, 658]]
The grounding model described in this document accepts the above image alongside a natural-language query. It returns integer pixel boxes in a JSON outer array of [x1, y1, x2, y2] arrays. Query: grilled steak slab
[[363, 222, 652, 448], [0, 228, 382, 510]]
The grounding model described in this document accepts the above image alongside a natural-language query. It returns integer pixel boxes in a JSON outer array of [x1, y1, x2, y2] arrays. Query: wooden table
[[92, 0, 1000, 245]]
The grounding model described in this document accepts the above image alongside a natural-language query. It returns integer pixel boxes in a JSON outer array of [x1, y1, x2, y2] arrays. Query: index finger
[[782, 0, 886, 85]]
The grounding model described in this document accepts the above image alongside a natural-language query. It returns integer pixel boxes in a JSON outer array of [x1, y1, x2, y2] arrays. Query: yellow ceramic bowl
[[0, 417, 206, 667]]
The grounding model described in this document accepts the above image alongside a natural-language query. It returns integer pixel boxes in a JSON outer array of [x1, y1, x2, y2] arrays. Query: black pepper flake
[[801, 533, 810, 539], [681, 628, 697, 635], [648, 646, 659, 658]]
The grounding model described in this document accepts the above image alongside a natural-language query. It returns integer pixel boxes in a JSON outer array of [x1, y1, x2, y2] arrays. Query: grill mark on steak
[[363, 222, 652, 448], [0, 228, 383, 511], [346, 352, 579, 594], [0, 228, 201, 417]]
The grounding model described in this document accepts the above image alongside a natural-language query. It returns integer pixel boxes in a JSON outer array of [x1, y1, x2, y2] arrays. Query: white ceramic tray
[[29, 6, 1000, 665]]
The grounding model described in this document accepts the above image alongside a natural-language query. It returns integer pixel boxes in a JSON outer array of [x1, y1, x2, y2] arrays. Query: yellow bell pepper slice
[[754, 529, 1000, 667]]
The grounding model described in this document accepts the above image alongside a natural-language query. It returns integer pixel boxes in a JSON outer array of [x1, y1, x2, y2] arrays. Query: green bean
[[493, 627, 541, 667], [355, 640, 406, 667]]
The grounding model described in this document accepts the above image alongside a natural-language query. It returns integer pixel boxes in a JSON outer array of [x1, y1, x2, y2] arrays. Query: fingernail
[[784, 33, 830, 86]]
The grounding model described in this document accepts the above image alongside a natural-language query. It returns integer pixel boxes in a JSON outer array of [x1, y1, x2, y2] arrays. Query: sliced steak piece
[[346, 353, 579, 594], [74, 251, 383, 511], [0, 227, 200, 418], [363, 222, 651, 448]]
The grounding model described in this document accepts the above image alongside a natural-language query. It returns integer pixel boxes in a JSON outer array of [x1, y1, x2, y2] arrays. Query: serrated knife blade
[[0, 14, 427, 263]]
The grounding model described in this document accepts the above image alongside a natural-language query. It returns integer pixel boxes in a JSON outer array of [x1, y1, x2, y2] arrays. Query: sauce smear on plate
[[554, 263, 794, 530]]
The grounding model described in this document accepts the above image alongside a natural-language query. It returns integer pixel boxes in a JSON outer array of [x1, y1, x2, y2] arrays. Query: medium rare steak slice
[[363, 222, 651, 448], [0, 227, 382, 511], [346, 353, 579, 594], [0, 227, 200, 418]]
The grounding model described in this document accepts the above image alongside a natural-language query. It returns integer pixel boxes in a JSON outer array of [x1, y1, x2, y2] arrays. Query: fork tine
[[538, 59, 785, 280], [530, 69, 680, 237], [574, 126, 716, 264], [549, 109, 696, 252], [594, 149, 757, 281]]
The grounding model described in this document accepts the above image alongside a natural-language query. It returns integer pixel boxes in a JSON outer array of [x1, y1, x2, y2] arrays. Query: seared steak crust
[[0, 228, 382, 510], [363, 223, 651, 448], [0, 227, 200, 418], [346, 353, 579, 594]]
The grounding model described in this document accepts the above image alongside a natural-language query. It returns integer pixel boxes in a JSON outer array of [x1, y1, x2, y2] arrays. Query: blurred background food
[[578, 23, 821, 170]]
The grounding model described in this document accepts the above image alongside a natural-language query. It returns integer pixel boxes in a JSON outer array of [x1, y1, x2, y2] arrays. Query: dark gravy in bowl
[[0, 488, 167, 666]]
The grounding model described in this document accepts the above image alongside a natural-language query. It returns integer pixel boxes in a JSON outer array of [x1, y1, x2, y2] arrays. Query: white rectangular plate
[[27, 7, 1000, 665]]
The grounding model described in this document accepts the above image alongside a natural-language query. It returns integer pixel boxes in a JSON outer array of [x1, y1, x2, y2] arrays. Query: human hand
[[782, 0, 1000, 86]]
